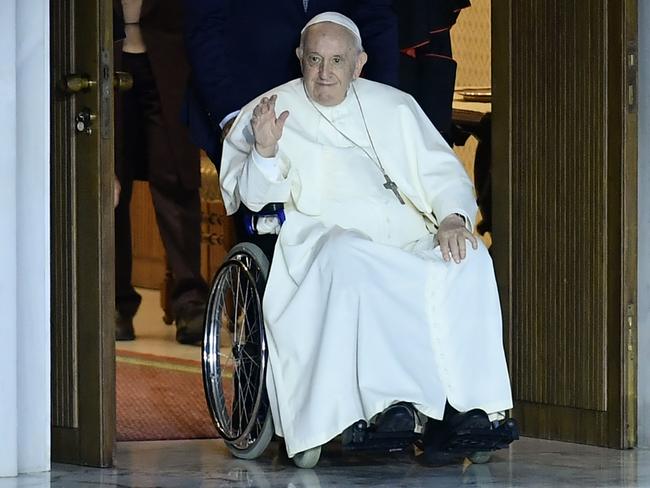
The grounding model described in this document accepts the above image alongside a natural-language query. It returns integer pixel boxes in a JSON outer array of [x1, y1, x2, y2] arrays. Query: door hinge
[[100, 48, 112, 139], [625, 304, 635, 352], [624, 302, 637, 446], [627, 41, 638, 113]]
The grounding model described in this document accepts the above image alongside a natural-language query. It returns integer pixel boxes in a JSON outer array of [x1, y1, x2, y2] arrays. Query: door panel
[[51, 0, 115, 466], [492, 0, 637, 447]]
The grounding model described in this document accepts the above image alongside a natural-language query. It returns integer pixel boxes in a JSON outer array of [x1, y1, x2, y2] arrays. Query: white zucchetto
[[301, 12, 363, 49]]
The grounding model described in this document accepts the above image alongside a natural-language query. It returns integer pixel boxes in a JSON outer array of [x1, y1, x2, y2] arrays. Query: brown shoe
[[116, 312, 135, 341]]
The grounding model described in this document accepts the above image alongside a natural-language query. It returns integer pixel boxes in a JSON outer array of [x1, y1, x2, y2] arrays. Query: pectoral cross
[[383, 174, 405, 205]]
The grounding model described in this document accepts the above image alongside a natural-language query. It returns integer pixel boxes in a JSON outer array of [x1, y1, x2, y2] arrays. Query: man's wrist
[[447, 212, 472, 232], [440, 213, 468, 230], [453, 213, 466, 224], [255, 143, 277, 158]]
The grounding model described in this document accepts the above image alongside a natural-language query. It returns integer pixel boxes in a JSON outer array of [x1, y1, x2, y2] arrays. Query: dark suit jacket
[[182, 0, 399, 159], [394, 0, 470, 141], [115, 0, 201, 189], [395, 0, 469, 49]]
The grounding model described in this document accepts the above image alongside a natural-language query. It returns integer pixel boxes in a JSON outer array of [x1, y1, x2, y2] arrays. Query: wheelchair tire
[[202, 242, 273, 459], [293, 446, 322, 469]]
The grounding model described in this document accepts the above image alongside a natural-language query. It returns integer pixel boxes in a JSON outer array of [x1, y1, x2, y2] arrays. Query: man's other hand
[[437, 214, 478, 264], [121, 0, 143, 23], [251, 95, 289, 158]]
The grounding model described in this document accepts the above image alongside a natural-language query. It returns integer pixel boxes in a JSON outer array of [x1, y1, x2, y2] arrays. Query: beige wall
[[451, 0, 491, 89], [450, 1, 491, 231]]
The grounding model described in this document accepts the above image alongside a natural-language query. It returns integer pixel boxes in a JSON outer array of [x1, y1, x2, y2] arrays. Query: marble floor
[[2, 436, 649, 487], [8, 291, 642, 487]]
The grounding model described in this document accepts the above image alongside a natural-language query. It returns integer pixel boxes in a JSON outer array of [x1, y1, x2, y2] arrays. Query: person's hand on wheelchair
[[437, 213, 478, 264]]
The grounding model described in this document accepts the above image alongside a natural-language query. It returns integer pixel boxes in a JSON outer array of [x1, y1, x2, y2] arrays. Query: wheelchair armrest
[[244, 203, 286, 236]]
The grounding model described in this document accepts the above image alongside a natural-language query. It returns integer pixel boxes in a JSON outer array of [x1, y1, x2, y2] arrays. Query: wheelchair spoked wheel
[[202, 242, 274, 460]]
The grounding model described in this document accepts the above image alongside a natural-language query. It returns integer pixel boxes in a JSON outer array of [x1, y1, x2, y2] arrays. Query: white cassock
[[220, 78, 513, 457]]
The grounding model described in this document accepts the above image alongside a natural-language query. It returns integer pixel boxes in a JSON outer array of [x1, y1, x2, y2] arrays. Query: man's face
[[297, 23, 368, 106]]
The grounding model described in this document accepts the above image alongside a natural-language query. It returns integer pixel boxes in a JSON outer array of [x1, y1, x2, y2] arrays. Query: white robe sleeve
[[405, 95, 478, 230], [220, 99, 296, 215], [236, 147, 291, 212]]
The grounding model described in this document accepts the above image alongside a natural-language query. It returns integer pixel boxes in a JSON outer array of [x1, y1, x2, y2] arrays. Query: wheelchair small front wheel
[[293, 446, 321, 469]]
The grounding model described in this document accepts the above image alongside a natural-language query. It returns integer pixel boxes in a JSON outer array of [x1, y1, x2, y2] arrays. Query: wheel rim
[[202, 252, 268, 445]]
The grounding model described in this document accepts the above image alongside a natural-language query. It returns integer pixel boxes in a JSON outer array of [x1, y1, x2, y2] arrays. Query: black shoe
[[446, 409, 492, 436], [373, 403, 416, 433], [421, 409, 491, 466], [115, 312, 135, 341], [444, 412, 519, 456], [175, 304, 205, 345]]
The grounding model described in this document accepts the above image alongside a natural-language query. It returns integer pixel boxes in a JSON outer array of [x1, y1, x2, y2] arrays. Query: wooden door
[[492, 0, 638, 447], [50, 0, 116, 466]]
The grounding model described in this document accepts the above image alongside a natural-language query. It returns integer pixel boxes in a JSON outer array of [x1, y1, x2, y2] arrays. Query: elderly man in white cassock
[[219, 12, 515, 464]]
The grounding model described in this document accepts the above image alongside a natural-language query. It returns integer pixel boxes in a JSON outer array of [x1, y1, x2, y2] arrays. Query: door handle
[[114, 71, 133, 92], [61, 72, 133, 94], [61, 74, 97, 94]]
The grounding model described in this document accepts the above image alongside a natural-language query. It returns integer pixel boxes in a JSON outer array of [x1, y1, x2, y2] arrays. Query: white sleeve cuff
[[250, 146, 285, 182]]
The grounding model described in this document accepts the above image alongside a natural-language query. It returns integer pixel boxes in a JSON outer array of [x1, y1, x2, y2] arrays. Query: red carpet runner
[[116, 350, 219, 441]]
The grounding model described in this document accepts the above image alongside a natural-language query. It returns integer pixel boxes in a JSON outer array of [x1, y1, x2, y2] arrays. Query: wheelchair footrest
[[441, 418, 519, 454], [341, 420, 419, 453]]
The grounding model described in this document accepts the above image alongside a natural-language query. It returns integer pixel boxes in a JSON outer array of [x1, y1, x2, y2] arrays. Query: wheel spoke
[[240, 349, 261, 371], [237, 270, 250, 347], [232, 268, 240, 346]]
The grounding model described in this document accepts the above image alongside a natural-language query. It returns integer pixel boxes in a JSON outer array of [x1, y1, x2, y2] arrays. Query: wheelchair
[[201, 204, 518, 469]]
